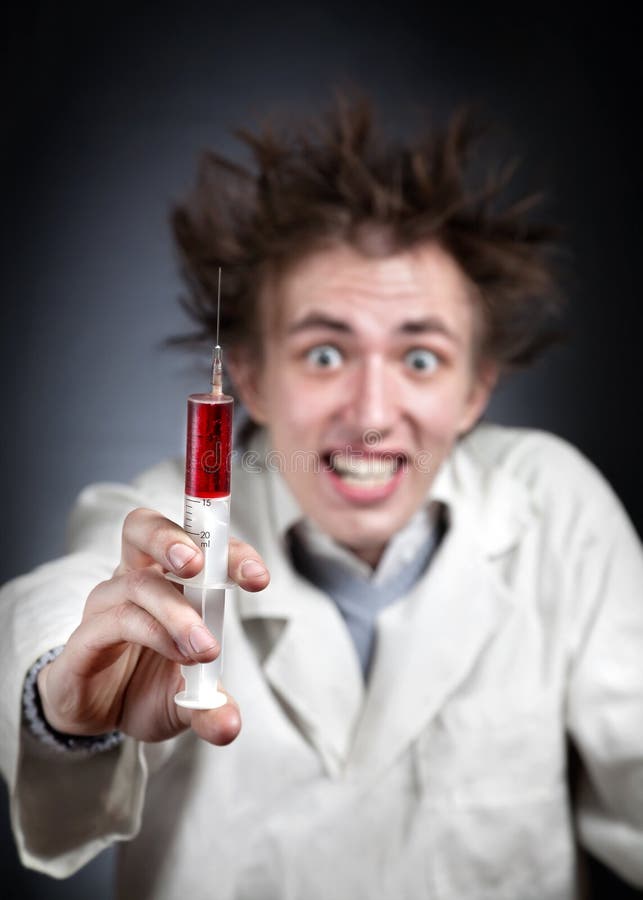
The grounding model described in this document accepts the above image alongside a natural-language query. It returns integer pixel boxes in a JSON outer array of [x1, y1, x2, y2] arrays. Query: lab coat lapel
[[346, 503, 514, 779], [261, 581, 364, 777], [235, 472, 364, 778]]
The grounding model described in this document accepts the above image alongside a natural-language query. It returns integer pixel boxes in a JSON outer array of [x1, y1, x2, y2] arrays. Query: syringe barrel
[[182, 391, 233, 588], [185, 393, 233, 498], [182, 494, 230, 588]]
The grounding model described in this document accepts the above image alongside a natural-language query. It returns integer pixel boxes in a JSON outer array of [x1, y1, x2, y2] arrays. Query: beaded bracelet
[[22, 646, 124, 755]]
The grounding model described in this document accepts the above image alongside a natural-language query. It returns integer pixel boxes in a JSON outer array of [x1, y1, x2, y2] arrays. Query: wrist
[[23, 646, 123, 755], [36, 656, 60, 730]]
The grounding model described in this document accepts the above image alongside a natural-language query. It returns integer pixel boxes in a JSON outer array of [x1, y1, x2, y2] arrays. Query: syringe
[[172, 270, 234, 710]]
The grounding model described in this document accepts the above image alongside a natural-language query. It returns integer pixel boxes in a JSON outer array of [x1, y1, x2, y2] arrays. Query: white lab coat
[[1, 424, 642, 899]]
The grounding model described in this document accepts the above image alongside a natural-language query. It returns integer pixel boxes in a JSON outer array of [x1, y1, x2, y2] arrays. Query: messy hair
[[170, 95, 566, 370]]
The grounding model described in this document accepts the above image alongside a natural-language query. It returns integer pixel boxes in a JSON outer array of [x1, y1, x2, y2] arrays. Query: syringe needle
[[211, 267, 223, 395], [216, 266, 221, 348]]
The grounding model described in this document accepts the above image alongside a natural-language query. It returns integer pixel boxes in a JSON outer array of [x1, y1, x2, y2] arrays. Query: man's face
[[234, 242, 496, 565]]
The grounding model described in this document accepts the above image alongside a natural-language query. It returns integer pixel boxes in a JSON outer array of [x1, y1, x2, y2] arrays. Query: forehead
[[263, 241, 479, 338]]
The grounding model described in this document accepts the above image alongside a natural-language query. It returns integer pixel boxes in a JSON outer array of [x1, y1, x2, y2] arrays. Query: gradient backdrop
[[2, 3, 641, 898]]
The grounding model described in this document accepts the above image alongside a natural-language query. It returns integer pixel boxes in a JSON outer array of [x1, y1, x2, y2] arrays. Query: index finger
[[228, 537, 270, 592], [116, 508, 204, 578]]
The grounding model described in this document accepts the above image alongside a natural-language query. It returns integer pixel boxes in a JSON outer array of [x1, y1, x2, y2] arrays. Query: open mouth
[[322, 451, 407, 499]]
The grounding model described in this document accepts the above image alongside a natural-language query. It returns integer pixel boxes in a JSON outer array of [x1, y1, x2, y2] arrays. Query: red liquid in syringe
[[184, 394, 233, 498]]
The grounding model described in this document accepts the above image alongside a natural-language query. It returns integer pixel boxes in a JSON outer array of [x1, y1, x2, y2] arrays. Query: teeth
[[330, 455, 397, 483], [336, 475, 393, 487]]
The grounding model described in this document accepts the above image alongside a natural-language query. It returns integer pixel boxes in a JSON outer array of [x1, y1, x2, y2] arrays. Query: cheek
[[411, 382, 471, 444], [264, 379, 335, 446]]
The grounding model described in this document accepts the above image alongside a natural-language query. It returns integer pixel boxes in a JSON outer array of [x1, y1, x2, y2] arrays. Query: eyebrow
[[287, 313, 351, 335], [286, 312, 461, 344]]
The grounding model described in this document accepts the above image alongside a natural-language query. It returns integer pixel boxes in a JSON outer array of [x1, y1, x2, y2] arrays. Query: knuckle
[[122, 507, 147, 533], [229, 539, 251, 560], [153, 522, 197, 567], [143, 614, 164, 642], [114, 600, 134, 626], [86, 579, 110, 604], [123, 567, 155, 598], [82, 582, 108, 617], [156, 523, 187, 552], [174, 614, 198, 645], [122, 507, 167, 550]]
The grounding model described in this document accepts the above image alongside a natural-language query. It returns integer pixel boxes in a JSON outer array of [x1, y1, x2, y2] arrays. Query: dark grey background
[[2, 3, 641, 897]]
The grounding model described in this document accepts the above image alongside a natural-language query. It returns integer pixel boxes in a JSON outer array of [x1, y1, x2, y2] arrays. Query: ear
[[226, 352, 268, 425], [457, 360, 499, 436]]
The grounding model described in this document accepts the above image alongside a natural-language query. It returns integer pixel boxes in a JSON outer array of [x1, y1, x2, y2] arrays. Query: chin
[[319, 513, 404, 552]]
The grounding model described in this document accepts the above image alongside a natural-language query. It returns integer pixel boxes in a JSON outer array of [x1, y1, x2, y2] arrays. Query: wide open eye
[[404, 348, 440, 375], [306, 344, 343, 370]]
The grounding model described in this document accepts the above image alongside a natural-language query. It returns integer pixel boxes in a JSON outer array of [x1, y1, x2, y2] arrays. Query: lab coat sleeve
[[566, 492, 643, 887], [0, 479, 165, 878]]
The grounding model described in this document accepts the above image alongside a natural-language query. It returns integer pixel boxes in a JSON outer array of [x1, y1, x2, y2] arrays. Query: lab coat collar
[[428, 426, 539, 558], [233, 425, 538, 777]]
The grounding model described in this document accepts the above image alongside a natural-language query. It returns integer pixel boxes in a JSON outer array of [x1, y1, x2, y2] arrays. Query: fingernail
[[241, 559, 267, 578], [168, 544, 197, 571], [188, 626, 218, 655], [174, 640, 191, 660]]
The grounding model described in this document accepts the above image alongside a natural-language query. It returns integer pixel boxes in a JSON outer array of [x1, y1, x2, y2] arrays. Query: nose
[[342, 355, 397, 437]]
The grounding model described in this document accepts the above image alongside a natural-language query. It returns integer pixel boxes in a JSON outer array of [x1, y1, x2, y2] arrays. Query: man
[[1, 98, 642, 899]]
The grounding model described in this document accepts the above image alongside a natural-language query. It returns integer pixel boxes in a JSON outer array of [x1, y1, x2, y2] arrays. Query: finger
[[176, 689, 242, 746], [85, 569, 220, 662], [228, 537, 270, 592], [65, 603, 192, 677], [116, 508, 204, 579]]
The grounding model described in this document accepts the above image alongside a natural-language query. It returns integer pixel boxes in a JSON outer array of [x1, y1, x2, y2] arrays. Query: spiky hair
[[171, 95, 566, 369]]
